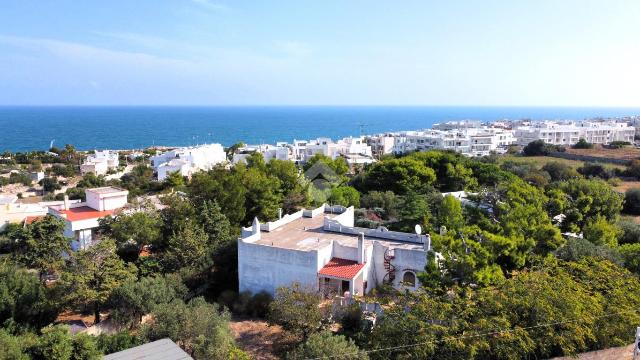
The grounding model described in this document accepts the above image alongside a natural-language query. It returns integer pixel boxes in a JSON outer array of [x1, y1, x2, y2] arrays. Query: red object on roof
[[25, 216, 45, 224], [318, 258, 365, 279], [58, 206, 114, 222]]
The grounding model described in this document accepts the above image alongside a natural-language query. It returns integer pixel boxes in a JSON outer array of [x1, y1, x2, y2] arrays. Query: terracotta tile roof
[[318, 258, 365, 279], [58, 206, 114, 222], [25, 216, 45, 224]]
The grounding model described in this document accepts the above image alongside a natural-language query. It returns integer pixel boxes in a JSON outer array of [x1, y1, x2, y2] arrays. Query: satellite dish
[[414, 224, 422, 235]]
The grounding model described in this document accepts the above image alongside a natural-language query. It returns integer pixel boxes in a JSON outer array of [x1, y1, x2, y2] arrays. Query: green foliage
[[286, 331, 368, 360], [582, 216, 620, 247], [329, 186, 361, 207], [572, 138, 593, 149], [523, 140, 564, 156], [623, 188, 640, 215], [556, 178, 623, 231], [110, 275, 187, 327], [268, 283, 326, 340], [120, 164, 158, 197], [95, 331, 141, 355], [0, 329, 29, 360], [372, 258, 640, 360], [0, 262, 59, 331], [39, 177, 61, 193], [9, 172, 32, 186], [618, 216, 640, 244], [59, 239, 137, 324], [141, 297, 239, 360], [98, 211, 162, 260], [164, 170, 185, 188], [36, 325, 74, 360], [618, 243, 640, 274], [555, 236, 623, 265], [362, 157, 436, 194], [77, 173, 105, 189], [14, 215, 70, 280], [438, 195, 464, 232], [541, 161, 580, 181], [303, 154, 349, 177], [162, 221, 210, 273], [578, 162, 615, 180]]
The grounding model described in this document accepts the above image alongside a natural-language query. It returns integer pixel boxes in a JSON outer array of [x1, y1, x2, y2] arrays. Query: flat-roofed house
[[48, 187, 128, 250], [238, 205, 432, 297]]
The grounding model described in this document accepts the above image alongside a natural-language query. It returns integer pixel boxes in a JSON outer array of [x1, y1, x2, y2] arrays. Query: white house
[[150, 143, 226, 181], [238, 204, 431, 297], [81, 150, 119, 176], [0, 196, 81, 231], [48, 187, 128, 250]]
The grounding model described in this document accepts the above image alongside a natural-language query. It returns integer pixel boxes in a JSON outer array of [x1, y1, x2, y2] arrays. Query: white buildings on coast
[[238, 204, 430, 296], [80, 150, 119, 176], [150, 143, 226, 181], [513, 120, 635, 146]]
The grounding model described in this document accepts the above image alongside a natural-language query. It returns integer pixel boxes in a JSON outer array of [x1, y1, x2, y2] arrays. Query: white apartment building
[[366, 134, 396, 158], [378, 127, 516, 157], [80, 150, 119, 176], [48, 187, 128, 250], [514, 121, 635, 146], [238, 204, 431, 297], [0, 196, 81, 231], [291, 137, 374, 165], [232, 143, 292, 164], [150, 143, 226, 181]]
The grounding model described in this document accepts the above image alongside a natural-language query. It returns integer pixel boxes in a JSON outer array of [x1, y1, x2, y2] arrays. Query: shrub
[[572, 138, 593, 149], [624, 188, 640, 215]]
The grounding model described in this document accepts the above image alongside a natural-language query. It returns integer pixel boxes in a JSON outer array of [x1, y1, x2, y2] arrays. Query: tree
[[286, 331, 368, 360], [164, 170, 185, 188], [162, 221, 210, 273], [141, 297, 241, 360], [95, 331, 141, 355], [188, 166, 247, 225], [77, 173, 106, 189], [0, 262, 59, 331], [362, 158, 436, 194], [98, 211, 162, 259], [542, 161, 580, 182], [557, 178, 623, 229], [59, 239, 137, 323], [523, 140, 551, 156], [14, 215, 70, 281], [618, 216, 640, 245], [329, 186, 361, 207], [109, 275, 187, 327], [572, 138, 593, 149], [36, 325, 74, 360], [582, 216, 620, 247], [624, 188, 640, 215], [268, 283, 326, 340], [438, 195, 464, 232], [39, 177, 61, 193], [0, 329, 29, 360], [243, 166, 283, 223], [618, 243, 640, 274]]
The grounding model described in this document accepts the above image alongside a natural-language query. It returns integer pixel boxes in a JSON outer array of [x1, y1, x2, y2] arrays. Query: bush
[[286, 331, 368, 360], [618, 217, 640, 245], [578, 163, 615, 180], [624, 188, 640, 215], [523, 140, 564, 156], [572, 138, 593, 149], [608, 141, 630, 149]]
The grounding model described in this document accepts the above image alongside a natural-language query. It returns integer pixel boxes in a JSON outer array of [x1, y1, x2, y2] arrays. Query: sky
[[1, 0, 639, 106]]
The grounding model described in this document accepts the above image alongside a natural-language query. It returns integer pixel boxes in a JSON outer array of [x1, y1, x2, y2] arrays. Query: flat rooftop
[[255, 214, 424, 252], [58, 206, 114, 221], [86, 186, 127, 195]]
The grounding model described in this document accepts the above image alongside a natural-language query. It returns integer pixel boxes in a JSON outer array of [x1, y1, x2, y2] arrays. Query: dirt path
[[229, 318, 288, 360], [550, 344, 634, 360]]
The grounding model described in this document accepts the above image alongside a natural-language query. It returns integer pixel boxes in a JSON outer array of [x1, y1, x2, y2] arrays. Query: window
[[402, 271, 416, 287]]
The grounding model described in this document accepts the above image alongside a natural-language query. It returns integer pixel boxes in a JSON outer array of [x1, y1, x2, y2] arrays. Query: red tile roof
[[318, 258, 365, 279], [58, 206, 114, 222], [25, 216, 45, 224]]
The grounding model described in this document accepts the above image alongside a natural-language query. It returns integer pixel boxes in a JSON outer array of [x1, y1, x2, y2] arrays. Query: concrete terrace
[[254, 210, 425, 252]]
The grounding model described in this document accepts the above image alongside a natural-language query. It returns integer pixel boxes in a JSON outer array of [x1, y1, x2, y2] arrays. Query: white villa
[[0, 195, 81, 231], [150, 143, 226, 181], [238, 205, 431, 297], [513, 120, 635, 146], [48, 187, 128, 250], [80, 150, 119, 176]]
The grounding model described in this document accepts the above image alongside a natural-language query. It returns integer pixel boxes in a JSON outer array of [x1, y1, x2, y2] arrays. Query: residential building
[[238, 204, 431, 297], [48, 187, 128, 250], [366, 134, 396, 158], [0, 196, 80, 231], [80, 150, 119, 176], [513, 120, 635, 146], [150, 143, 226, 181]]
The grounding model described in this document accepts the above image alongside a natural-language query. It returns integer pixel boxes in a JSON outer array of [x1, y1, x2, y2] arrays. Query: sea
[[1, 106, 640, 152]]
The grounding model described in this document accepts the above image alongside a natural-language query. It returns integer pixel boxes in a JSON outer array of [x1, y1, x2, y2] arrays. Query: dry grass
[[614, 181, 640, 193], [229, 318, 292, 360], [566, 144, 640, 161], [549, 343, 634, 360]]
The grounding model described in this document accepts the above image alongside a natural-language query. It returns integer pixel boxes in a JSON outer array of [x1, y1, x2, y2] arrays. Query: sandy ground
[[550, 344, 635, 360], [566, 145, 640, 161], [229, 319, 289, 360], [615, 181, 640, 193]]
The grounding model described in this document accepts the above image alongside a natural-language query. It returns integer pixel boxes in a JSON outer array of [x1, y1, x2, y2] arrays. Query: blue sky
[[1, 0, 639, 106]]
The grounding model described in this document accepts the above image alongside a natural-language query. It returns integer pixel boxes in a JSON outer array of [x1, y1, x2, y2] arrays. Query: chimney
[[278, 208, 282, 220], [252, 217, 261, 235], [357, 232, 365, 264], [63, 195, 70, 210], [424, 234, 431, 252]]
